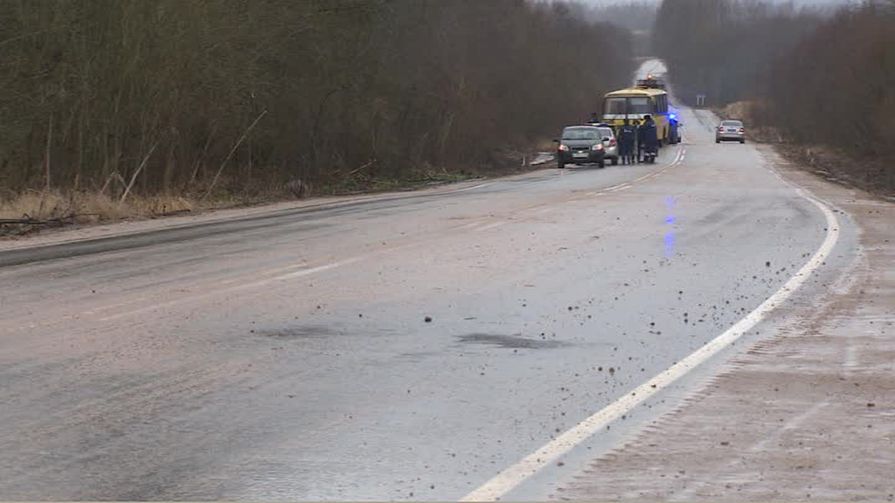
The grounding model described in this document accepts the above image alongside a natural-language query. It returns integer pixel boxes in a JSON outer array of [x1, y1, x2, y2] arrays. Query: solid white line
[[461, 187, 840, 502], [98, 258, 361, 321], [606, 183, 632, 193], [273, 261, 352, 280], [452, 182, 493, 193], [476, 221, 507, 232]]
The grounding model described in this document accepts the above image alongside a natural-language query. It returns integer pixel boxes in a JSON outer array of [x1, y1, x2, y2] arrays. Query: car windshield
[[722, 121, 742, 127], [605, 96, 652, 115], [562, 128, 599, 140]]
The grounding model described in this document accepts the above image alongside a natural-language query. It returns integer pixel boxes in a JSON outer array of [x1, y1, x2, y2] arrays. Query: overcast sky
[[574, 0, 854, 4]]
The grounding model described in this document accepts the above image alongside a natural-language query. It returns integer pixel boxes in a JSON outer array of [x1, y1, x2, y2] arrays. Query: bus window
[[604, 96, 654, 115], [629, 97, 651, 114], [605, 98, 627, 114]]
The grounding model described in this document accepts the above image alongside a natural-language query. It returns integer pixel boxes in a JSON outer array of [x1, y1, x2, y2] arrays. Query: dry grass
[[777, 145, 895, 198], [0, 191, 194, 224]]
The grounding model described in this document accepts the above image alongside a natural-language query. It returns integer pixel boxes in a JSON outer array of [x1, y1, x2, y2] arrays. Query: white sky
[[572, 0, 854, 4]]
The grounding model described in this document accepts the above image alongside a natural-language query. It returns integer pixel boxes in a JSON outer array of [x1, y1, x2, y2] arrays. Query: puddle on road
[[457, 333, 571, 349]]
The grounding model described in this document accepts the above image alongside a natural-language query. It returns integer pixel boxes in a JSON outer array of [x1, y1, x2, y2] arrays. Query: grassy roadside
[[0, 150, 552, 238]]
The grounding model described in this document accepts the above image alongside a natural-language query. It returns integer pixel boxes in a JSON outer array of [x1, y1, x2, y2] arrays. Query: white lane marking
[[476, 221, 507, 232], [98, 258, 361, 321], [607, 183, 632, 193], [630, 146, 685, 184], [459, 221, 486, 230], [273, 261, 353, 280], [843, 343, 859, 377], [461, 185, 841, 502], [452, 182, 493, 193]]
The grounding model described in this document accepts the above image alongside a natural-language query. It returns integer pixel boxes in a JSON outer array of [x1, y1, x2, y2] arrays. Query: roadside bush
[[764, 2, 895, 161], [0, 0, 634, 202], [761, 2, 895, 193]]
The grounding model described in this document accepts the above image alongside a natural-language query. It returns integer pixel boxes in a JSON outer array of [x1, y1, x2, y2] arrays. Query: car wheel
[[611, 157, 618, 166], [715, 139, 721, 143], [598, 160, 605, 169], [740, 139, 746, 144]]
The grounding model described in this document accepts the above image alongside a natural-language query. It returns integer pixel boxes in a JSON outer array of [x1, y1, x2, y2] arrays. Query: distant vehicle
[[668, 111, 682, 144], [602, 75, 672, 146], [716, 120, 745, 143], [554, 126, 606, 169]]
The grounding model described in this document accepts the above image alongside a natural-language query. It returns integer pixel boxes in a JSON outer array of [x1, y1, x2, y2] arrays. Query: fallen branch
[[201, 109, 268, 201], [120, 142, 159, 204], [347, 158, 376, 177], [0, 214, 77, 227]]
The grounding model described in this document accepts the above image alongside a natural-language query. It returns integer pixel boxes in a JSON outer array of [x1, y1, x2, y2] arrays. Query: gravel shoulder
[[558, 145, 895, 501]]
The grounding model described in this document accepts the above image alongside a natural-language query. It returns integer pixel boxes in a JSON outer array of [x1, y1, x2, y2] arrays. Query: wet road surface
[[0, 102, 852, 499], [558, 146, 893, 501]]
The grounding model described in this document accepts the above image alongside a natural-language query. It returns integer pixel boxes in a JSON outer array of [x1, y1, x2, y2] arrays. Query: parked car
[[554, 126, 606, 169], [595, 125, 619, 165], [716, 120, 745, 143], [668, 113, 682, 144]]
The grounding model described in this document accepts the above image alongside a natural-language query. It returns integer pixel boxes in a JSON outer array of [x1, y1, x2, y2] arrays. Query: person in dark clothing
[[637, 115, 659, 163], [617, 119, 637, 165]]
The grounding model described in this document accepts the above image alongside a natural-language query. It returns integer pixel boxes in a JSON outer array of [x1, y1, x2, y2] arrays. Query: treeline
[[763, 2, 895, 163], [654, 0, 894, 192], [582, 1, 657, 57], [652, 0, 822, 107], [582, 1, 656, 33], [0, 0, 634, 199]]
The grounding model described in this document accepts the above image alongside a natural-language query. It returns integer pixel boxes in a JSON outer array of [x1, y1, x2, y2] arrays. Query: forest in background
[[654, 0, 894, 193], [0, 0, 634, 221]]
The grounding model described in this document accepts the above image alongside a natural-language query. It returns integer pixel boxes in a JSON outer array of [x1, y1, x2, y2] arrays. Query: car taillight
[[592, 143, 604, 151], [558, 144, 569, 151], [738, 128, 745, 133], [718, 126, 725, 131], [609, 138, 617, 147]]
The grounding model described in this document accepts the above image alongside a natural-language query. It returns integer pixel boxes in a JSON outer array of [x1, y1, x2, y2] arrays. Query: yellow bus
[[601, 77, 671, 145]]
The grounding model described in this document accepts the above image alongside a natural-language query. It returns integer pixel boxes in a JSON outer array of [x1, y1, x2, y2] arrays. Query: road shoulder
[[558, 146, 895, 501]]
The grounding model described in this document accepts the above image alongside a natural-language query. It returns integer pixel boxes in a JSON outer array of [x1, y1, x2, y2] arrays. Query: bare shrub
[[0, 0, 635, 204]]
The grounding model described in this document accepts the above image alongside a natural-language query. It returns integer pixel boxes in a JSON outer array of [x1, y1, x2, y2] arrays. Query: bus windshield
[[605, 97, 652, 115]]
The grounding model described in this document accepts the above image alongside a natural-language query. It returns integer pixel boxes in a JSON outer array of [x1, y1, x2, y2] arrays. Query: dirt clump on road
[[559, 152, 895, 501]]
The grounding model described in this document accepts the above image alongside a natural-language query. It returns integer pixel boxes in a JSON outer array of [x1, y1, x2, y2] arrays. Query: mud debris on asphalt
[[558, 147, 895, 501]]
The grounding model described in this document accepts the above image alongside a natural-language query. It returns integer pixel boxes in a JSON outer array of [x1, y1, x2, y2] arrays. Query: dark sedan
[[555, 126, 606, 169]]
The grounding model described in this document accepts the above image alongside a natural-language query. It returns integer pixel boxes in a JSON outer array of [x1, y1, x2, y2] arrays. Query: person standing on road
[[618, 119, 636, 165], [638, 115, 659, 162], [636, 118, 646, 162]]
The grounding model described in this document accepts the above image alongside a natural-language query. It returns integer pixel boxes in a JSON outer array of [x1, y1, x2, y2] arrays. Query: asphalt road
[[0, 100, 851, 499]]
